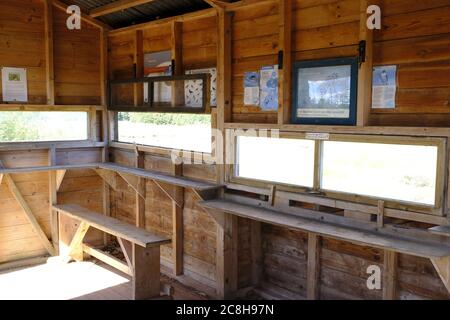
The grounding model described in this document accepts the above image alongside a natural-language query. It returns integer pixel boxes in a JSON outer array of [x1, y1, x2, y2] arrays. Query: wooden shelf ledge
[[99, 162, 222, 191], [53, 204, 171, 248], [0, 163, 99, 175], [199, 199, 450, 259], [0, 162, 222, 192]]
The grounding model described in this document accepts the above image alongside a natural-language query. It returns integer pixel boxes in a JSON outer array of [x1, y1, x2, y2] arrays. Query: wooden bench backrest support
[[53, 204, 171, 248]]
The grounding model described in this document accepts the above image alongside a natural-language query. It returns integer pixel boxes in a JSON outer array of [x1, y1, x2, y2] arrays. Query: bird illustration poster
[[185, 68, 217, 108], [244, 71, 260, 106], [259, 65, 279, 111], [372, 65, 397, 109]]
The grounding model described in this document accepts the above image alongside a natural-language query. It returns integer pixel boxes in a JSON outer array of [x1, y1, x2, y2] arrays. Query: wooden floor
[[0, 259, 209, 300]]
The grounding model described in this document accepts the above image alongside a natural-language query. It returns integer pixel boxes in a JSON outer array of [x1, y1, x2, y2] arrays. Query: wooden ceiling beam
[[90, 0, 156, 18]]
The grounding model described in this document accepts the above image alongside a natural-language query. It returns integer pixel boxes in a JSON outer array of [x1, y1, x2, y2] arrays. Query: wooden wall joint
[[383, 250, 398, 300], [277, 0, 293, 125], [357, 0, 374, 126], [216, 211, 238, 299], [44, 0, 55, 105], [171, 163, 184, 276], [307, 233, 321, 300]]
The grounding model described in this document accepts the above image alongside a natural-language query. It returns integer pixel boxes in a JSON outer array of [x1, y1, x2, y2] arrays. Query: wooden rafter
[[90, 0, 155, 18], [52, 0, 112, 30], [203, 0, 231, 10]]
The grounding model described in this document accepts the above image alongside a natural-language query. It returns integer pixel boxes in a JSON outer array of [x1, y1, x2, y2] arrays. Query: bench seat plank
[[200, 200, 450, 259], [53, 204, 171, 248], [100, 162, 221, 191]]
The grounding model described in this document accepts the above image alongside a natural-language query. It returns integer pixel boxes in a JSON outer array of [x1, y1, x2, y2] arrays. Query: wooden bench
[[200, 199, 450, 294], [53, 204, 171, 300]]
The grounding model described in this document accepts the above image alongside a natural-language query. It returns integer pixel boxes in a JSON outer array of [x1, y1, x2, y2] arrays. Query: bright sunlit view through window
[[0, 112, 88, 142], [117, 112, 212, 153], [322, 141, 439, 205], [236, 136, 315, 188]]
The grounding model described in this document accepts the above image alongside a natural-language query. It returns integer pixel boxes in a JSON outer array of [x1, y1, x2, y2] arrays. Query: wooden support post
[[135, 150, 146, 228], [100, 29, 108, 107], [431, 256, 450, 294], [48, 147, 59, 253], [357, 0, 374, 126], [133, 30, 144, 106], [171, 21, 185, 107], [383, 250, 397, 300], [250, 220, 262, 286], [44, 0, 55, 105], [118, 237, 133, 269], [216, 9, 233, 180], [132, 245, 161, 300], [172, 164, 184, 276], [278, 0, 292, 125], [377, 200, 385, 228], [102, 148, 112, 245], [216, 211, 238, 299], [307, 233, 321, 300], [215, 9, 237, 299]]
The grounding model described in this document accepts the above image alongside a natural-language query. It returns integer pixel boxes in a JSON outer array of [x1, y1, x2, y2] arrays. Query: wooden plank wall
[[53, 8, 101, 105], [0, 0, 47, 103], [371, 0, 450, 126], [232, 2, 279, 123], [0, 0, 106, 265], [0, 0, 102, 106], [110, 148, 218, 291], [103, 1, 450, 299], [0, 149, 104, 264]]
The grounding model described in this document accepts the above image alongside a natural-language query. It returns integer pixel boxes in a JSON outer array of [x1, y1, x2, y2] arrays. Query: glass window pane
[[117, 112, 211, 153], [236, 136, 315, 188], [0, 112, 88, 142], [321, 141, 438, 205], [297, 65, 351, 119]]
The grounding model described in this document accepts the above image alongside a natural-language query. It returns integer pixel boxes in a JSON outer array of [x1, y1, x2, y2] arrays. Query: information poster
[[1, 67, 28, 102], [259, 65, 278, 111], [143, 51, 172, 104], [243, 71, 260, 106], [372, 65, 397, 109], [185, 68, 217, 107]]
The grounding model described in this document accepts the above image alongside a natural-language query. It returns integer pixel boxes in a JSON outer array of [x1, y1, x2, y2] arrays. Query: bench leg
[[132, 245, 161, 300], [63, 221, 90, 263]]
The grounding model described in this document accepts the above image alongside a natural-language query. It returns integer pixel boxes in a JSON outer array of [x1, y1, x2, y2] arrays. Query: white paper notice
[[372, 65, 396, 109], [2, 67, 28, 102]]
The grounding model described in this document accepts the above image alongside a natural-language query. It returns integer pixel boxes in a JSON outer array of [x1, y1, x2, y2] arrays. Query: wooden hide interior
[[0, 0, 450, 300]]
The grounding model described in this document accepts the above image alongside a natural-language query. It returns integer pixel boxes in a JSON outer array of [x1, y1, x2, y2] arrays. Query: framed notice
[[292, 58, 358, 125], [1, 67, 28, 102]]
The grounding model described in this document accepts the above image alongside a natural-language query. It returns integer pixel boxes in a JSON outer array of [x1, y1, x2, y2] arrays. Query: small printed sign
[[306, 132, 330, 140]]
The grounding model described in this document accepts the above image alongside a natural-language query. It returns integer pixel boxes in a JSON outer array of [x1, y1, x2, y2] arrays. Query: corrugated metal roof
[[68, 0, 215, 29]]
